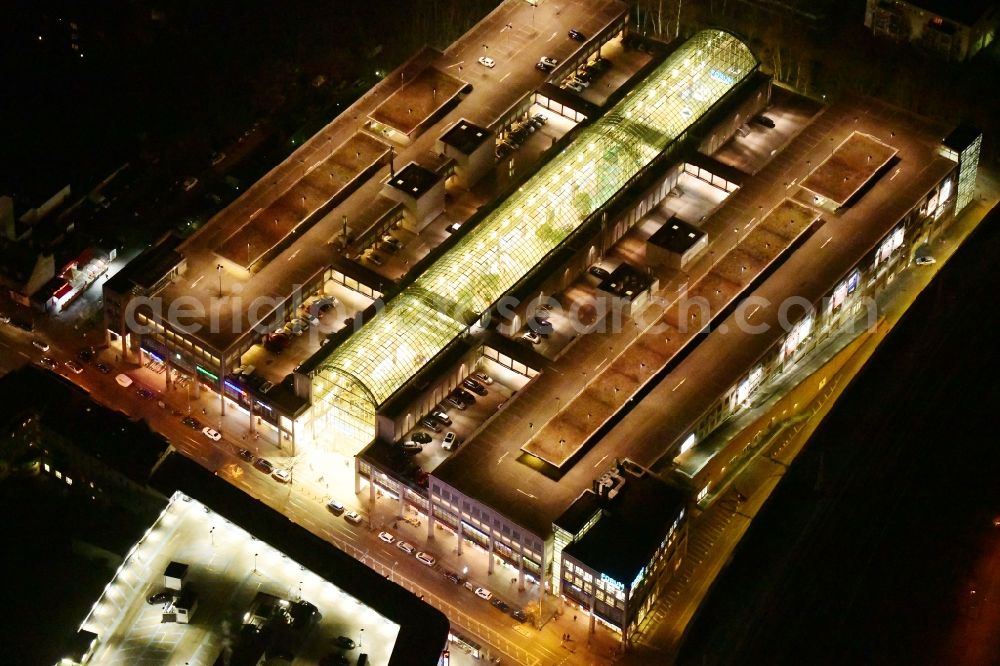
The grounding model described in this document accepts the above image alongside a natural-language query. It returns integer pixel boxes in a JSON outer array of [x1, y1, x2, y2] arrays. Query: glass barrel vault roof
[[315, 30, 756, 410]]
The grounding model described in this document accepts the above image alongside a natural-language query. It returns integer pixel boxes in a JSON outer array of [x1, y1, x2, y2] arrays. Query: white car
[[522, 330, 541, 344], [32, 339, 50, 352], [478, 56, 496, 68], [472, 371, 493, 385], [475, 587, 493, 601], [378, 531, 396, 544], [397, 540, 416, 554], [344, 511, 363, 525], [202, 427, 223, 442], [564, 80, 584, 93], [443, 432, 460, 451], [272, 468, 291, 483], [115, 374, 134, 388], [416, 551, 437, 567], [915, 255, 936, 265], [539, 56, 558, 67]]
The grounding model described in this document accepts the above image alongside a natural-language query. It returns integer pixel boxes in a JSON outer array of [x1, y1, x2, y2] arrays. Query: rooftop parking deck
[[216, 133, 389, 268], [434, 93, 956, 537], [369, 66, 467, 137]]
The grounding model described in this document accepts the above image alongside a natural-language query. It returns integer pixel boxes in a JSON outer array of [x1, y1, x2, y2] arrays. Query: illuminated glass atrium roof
[[316, 30, 756, 409]]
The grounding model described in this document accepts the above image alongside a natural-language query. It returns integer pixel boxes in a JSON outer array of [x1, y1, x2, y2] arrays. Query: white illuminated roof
[[79, 492, 400, 665]]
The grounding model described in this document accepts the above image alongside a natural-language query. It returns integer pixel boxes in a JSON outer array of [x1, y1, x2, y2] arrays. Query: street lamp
[[216, 264, 223, 297]]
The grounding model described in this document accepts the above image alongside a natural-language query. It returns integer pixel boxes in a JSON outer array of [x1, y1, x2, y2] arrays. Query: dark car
[[136, 387, 155, 400], [419, 416, 442, 432], [96, 362, 112, 374], [535, 61, 553, 72], [147, 590, 173, 605], [39, 357, 57, 370], [490, 597, 511, 613], [237, 448, 254, 462], [253, 458, 274, 474], [511, 608, 528, 623], [568, 29, 586, 41], [264, 332, 291, 352], [411, 431, 432, 444], [461, 378, 488, 396], [445, 395, 468, 410], [334, 636, 356, 650], [588, 265, 611, 280], [753, 114, 776, 128], [453, 388, 476, 405], [443, 570, 462, 584], [529, 315, 553, 336], [77, 348, 95, 362], [430, 409, 452, 426], [182, 416, 201, 429], [592, 57, 612, 72]]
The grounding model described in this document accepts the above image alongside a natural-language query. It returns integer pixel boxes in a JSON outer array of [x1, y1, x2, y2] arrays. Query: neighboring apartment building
[[864, 0, 999, 61]]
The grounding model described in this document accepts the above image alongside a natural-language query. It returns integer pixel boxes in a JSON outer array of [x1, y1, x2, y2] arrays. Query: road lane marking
[[821, 236, 833, 248], [191, 275, 204, 288], [499, 72, 511, 83], [497, 451, 509, 465], [748, 305, 760, 318], [593, 454, 608, 468], [516, 488, 536, 499], [672, 377, 686, 392], [547, 31, 556, 41]]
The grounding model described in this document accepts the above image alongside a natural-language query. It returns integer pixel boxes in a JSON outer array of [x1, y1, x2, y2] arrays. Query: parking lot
[[398, 362, 524, 472], [239, 281, 375, 385]]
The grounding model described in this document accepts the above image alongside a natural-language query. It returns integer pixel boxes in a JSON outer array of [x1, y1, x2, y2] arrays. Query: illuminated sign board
[[846, 269, 860, 294], [601, 573, 625, 592]]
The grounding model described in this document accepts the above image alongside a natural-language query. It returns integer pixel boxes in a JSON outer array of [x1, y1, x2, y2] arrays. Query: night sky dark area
[[678, 208, 1000, 666]]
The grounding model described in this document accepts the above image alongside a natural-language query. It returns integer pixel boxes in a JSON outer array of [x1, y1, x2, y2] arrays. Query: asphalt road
[[675, 207, 1000, 666]]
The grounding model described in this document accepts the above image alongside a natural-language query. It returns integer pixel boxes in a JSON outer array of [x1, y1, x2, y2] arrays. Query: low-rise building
[[556, 460, 688, 642]]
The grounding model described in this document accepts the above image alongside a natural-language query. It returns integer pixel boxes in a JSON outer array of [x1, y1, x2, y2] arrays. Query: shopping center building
[[99, 0, 981, 647]]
